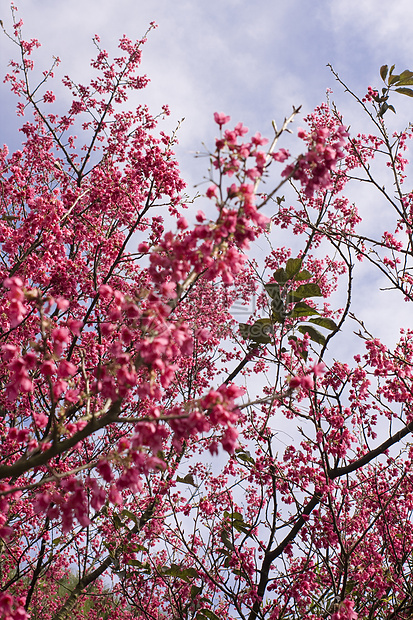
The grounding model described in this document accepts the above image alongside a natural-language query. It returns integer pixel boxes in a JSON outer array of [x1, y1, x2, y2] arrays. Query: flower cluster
[[3, 13, 413, 620], [331, 599, 358, 620], [289, 362, 326, 391], [0, 593, 28, 620], [282, 124, 348, 198]]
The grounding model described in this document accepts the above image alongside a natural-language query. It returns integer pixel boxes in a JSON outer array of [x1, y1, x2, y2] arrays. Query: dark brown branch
[[0, 399, 122, 481], [329, 420, 413, 479], [248, 494, 321, 620]]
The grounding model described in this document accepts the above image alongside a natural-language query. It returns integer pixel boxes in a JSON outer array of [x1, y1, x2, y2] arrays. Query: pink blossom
[[273, 148, 289, 162], [289, 376, 302, 389], [41, 360, 57, 376], [52, 379, 68, 398], [8, 299, 28, 327], [101, 321, 115, 337], [108, 485, 123, 505], [289, 374, 314, 390], [52, 326, 70, 342], [310, 362, 326, 376], [195, 327, 210, 342], [331, 599, 358, 620], [177, 216, 188, 229], [33, 413, 48, 428], [138, 241, 149, 252], [65, 388, 80, 403], [234, 121, 249, 136], [4, 275, 24, 292], [1, 344, 18, 360], [24, 351, 37, 368], [67, 318, 83, 336], [0, 593, 29, 620], [57, 359, 77, 378], [206, 185, 218, 199], [55, 297, 69, 310], [221, 426, 239, 453], [251, 131, 269, 146], [213, 111, 231, 127], [51, 327, 70, 356], [301, 375, 314, 390], [98, 283, 113, 298]]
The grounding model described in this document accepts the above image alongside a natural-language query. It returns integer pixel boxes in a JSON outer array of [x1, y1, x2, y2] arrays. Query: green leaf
[[388, 74, 401, 85], [232, 569, 245, 576], [380, 64, 388, 82], [223, 510, 252, 534], [285, 257, 302, 278], [308, 317, 338, 331], [289, 301, 320, 318], [285, 287, 311, 304], [266, 283, 284, 315], [191, 585, 202, 599], [397, 69, 413, 82], [294, 269, 312, 281], [271, 300, 286, 318], [252, 319, 274, 340], [180, 568, 199, 581], [232, 520, 251, 535], [271, 310, 286, 323], [378, 103, 388, 117], [396, 78, 413, 86], [112, 514, 122, 530], [289, 335, 309, 360], [239, 319, 273, 344], [220, 530, 234, 551], [126, 559, 151, 573], [239, 323, 249, 340], [297, 325, 326, 345], [272, 268, 289, 284], [129, 544, 148, 553], [395, 87, 413, 97], [121, 509, 138, 523], [127, 559, 144, 567], [345, 579, 357, 594], [235, 449, 254, 464], [160, 563, 198, 581], [294, 283, 323, 298], [265, 282, 280, 298], [176, 473, 197, 487], [380, 103, 396, 115], [285, 290, 304, 303], [197, 610, 221, 620]]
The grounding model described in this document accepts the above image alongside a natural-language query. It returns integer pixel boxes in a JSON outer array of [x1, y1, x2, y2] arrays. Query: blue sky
[[2, 0, 413, 165], [1, 0, 413, 353]]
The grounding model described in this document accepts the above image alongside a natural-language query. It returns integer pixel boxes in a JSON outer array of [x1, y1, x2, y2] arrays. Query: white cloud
[[327, 0, 413, 66]]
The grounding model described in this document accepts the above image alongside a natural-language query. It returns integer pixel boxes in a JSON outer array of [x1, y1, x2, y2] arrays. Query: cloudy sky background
[[2, 1, 413, 166], [1, 0, 413, 359]]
